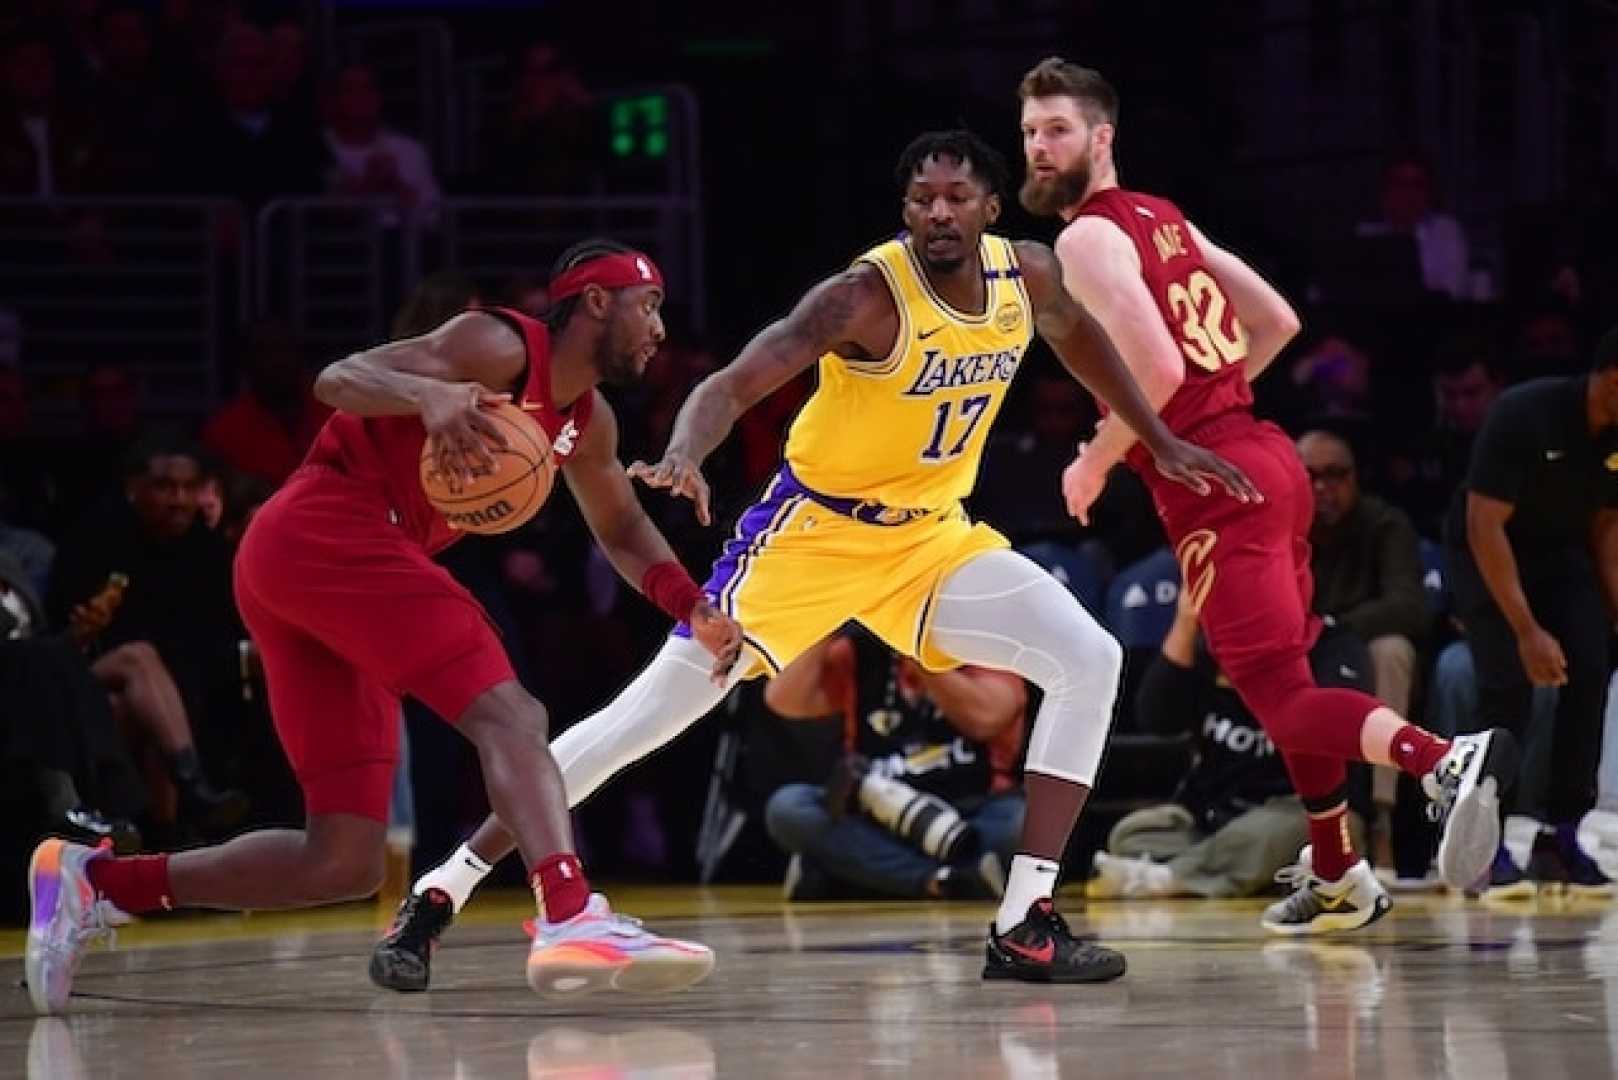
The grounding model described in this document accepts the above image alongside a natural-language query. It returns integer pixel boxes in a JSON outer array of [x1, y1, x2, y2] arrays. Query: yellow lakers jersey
[[783, 234, 1034, 510]]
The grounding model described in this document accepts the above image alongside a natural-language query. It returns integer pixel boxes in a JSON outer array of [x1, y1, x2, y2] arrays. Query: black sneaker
[[983, 899, 1126, 983], [1553, 824, 1614, 899], [369, 888, 454, 992]]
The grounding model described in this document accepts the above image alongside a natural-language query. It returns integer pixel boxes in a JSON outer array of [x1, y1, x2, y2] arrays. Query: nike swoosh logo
[[1316, 894, 1356, 912], [1004, 938, 1054, 964], [918, 326, 945, 340]]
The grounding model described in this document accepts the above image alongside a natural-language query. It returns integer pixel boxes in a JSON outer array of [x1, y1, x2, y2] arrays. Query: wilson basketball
[[419, 400, 555, 534]]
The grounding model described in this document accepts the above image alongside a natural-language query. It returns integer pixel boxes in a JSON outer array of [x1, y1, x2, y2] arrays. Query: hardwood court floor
[[3, 885, 1617, 1077]]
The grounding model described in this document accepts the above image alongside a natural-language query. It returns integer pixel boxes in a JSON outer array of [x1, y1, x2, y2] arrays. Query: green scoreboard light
[[611, 94, 670, 160]]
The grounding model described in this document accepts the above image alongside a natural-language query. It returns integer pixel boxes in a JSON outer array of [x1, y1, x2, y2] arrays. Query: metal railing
[[254, 197, 408, 358], [0, 197, 244, 420]]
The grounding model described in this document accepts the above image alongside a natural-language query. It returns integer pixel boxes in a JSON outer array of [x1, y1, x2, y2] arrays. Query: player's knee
[[1050, 623, 1122, 693], [1089, 631, 1124, 685], [303, 840, 385, 901], [462, 682, 551, 745], [324, 853, 385, 901]]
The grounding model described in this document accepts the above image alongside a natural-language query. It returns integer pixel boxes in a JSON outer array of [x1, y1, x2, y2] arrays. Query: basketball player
[[373, 130, 1258, 989], [24, 240, 738, 1014], [1015, 57, 1518, 932]]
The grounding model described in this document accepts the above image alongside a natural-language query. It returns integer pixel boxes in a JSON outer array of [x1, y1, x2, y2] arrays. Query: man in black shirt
[[1445, 323, 1618, 886]]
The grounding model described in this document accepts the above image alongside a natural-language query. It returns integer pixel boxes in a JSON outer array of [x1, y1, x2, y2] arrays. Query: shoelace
[[1423, 746, 1474, 823], [387, 895, 449, 948], [1270, 864, 1328, 920], [1027, 902, 1075, 942], [604, 911, 648, 937], [54, 900, 116, 957]]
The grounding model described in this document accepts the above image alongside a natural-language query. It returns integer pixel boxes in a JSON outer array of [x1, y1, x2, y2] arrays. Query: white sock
[[996, 854, 1061, 934], [414, 843, 492, 913]]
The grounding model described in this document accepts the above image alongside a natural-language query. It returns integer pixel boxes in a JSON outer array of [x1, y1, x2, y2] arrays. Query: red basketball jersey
[[1074, 188, 1253, 470], [303, 307, 594, 553]]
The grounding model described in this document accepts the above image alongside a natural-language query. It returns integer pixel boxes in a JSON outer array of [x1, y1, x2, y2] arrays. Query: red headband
[[548, 251, 665, 303]]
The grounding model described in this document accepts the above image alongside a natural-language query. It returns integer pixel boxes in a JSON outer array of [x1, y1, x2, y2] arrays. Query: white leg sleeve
[[552, 634, 744, 807], [926, 548, 1123, 786]]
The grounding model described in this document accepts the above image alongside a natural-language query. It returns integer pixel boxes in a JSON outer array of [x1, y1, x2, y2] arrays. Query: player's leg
[[1189, 432, 1516, 893], [25, 591, 398, 1014], [1258, 750, 1390, 934], [373, 601, 717, 997], [404, 634, 747, 907], [922, 547, 1126, 983], [389, 492, 835, 965]]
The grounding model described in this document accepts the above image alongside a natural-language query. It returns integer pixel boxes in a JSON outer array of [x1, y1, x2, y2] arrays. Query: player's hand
[[688, 599, 743, 684], [627, 451, 713, 526], [1517, 623, 1569, 687], [1061, 449, 1108, 526], [1152, 438, 1262, 505], [419, 383, 510, 493]]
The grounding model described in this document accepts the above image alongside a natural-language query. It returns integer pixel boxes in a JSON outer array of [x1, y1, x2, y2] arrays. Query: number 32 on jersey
[[1167, 269, 1249, 372]]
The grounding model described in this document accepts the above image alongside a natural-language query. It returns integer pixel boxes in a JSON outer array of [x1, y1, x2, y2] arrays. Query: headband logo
[[636, 257, 652, 281]]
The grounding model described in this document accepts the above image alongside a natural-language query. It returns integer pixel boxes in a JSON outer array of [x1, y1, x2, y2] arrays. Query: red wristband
[[641, 561, 705, 623]]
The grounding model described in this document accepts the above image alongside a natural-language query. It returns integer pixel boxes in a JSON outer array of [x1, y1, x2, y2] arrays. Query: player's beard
[[1019, 156, 1091, 217], [594, 331, 642, 387], [918, 248, 967, 274]]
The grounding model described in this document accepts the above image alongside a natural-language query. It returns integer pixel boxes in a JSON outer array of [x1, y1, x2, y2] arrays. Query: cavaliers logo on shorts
[[1175, 528, 1219, 614]]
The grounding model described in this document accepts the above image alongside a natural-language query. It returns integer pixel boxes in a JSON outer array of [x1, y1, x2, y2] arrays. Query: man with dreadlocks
[[25, 239, 735, 1014], [378, 131, 1258, 988]]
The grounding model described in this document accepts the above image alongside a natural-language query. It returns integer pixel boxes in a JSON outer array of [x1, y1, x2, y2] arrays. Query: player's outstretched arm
[[564, 396, 742, 681], [629, 264, 893, 524], [1186, 222, 1301, 383], [314, 312, 528, 487]]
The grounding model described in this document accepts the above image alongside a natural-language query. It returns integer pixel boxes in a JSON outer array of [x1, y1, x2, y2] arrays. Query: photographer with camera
[[762, 625, 1028, 901]]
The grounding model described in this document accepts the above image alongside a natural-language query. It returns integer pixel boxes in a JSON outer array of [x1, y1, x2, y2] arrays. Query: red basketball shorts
[[233, 466, 515, 820], [1145, 414, 1322, 689]]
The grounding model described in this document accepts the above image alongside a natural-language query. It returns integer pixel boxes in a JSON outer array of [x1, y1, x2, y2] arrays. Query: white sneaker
[[526, 893, 715, 998], [25, 839, 124, 1015], [1261, 845, 1392, 935], [1086, 852, 1176, 899], [1578, 809, 1618, 882], [1423, 729, 1521, 891]]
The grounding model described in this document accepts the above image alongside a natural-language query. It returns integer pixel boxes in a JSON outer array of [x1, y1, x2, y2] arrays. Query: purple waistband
[[777, 463, 937, 526]]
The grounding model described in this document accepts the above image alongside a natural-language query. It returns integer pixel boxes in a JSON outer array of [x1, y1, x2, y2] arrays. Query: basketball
[[419, 400, 555, 534]]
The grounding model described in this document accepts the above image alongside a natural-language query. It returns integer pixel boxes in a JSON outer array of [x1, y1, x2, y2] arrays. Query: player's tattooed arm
[[1016, 237, 1184, 451], [630, 264, 893, 524], [1019, 237, 1259, 516]]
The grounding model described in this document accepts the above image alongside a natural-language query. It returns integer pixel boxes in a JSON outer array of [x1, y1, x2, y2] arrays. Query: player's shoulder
[[1126, 188, 1187, 218], [1048, 214, 1139, 277], [817, 257, 896, 315]]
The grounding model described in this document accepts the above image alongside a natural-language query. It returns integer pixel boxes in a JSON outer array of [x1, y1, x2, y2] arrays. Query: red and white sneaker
[[25, 838, 125, 1015], [525, 894, 715, 998]]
